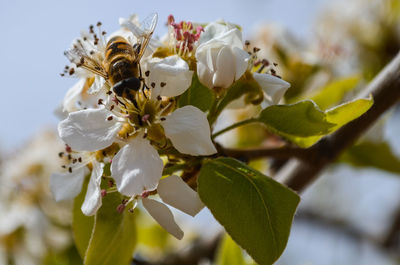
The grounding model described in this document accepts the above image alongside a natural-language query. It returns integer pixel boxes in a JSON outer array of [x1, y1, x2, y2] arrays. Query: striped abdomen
[[104, 36, 139, 85]]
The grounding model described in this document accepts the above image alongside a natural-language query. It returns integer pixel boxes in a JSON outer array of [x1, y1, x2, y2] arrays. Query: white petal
[[253, 73, 290, 106], [142, 198, 184, 240], [158, 175, 204, 216], [145, 55, 193, 98], [58, 107, 122, 152], [213, 46, 235, 88], [232, 47, 250, 80], [88, 75, 106, 94], [81, 162, 104, 216], [63, 79, 86, 113], [162, 106, 217, 156], [111, 137, 163, 196], [50, 167, 86, 202]]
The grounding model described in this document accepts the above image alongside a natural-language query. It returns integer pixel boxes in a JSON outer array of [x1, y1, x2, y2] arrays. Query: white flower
[[143, 55, 194, 99], [50, 151, 104, 216], [195, 22, 250, 89], [138, 175, 204, 239], [58, 105, 216, 197]]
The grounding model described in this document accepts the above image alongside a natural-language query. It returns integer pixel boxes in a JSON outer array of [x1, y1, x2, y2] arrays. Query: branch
[[276, 51, 400, 192]]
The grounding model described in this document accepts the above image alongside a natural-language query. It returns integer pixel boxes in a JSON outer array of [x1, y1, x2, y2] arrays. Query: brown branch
[[276, 51, 400, 192]]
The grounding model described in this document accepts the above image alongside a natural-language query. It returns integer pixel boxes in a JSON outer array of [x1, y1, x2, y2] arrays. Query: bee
[[64, 13, 158, 104]]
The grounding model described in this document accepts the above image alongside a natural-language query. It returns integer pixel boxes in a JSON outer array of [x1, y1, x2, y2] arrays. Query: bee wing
[[64, 44, 108, 79], [120, 13, 158, 62]]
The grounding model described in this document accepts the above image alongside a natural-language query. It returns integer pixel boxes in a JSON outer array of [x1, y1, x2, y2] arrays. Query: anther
[[89, 25, 94, 33], [78, 157, 82, 163], [145, 71, 150, 77], [72, 158, 78, 164], [157, 95, 162, 101], [110, 105, 115, 111], [97, 21, 102, 27], [101, 189, 107, 197], [106, 91, 112, 95], [141, 190, 150, 198], [98, 99, 103, 105], [107, 116, 113, 121], [69, 68, 75, 75], [245, 40, 250, 46], [253, 47, 260, 53], [102, 31, 107, 35], [68, 167, 72, 173], [67, 154, 72, 160], [65, 145, 72, 152], [262, 59, 270, 66], [62, 165, 66, 169], [58, 152, 64, 158], [116, 204, 125, 213], [273, 62, 278, 66], [151, 82, 156, 88], [160, 117, 166, 121], [108, 179, 114, 187], [160, 82, 166, 87]]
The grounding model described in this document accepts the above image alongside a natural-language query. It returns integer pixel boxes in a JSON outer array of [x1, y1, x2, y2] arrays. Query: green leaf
[[339, 140, 400, 174], [215, 233, 246, 265], [292, 97, 374, 147], [178, 74, 214, 112], [310, 75, 361, 110], [84, 190, 137, 265], [198, 158, 300, 265], [258, 100, 335, 138], [72, 178, 95, 259]]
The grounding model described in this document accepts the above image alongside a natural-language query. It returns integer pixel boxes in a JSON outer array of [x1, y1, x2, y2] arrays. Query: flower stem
[[212, 118, 258, 139]]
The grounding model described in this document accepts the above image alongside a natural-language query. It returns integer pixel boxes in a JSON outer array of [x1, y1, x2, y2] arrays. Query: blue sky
[[0, 0, 327, 151]]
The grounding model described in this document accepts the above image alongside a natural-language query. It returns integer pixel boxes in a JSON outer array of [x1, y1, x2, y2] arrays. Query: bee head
[[112, 77, 141, 97]]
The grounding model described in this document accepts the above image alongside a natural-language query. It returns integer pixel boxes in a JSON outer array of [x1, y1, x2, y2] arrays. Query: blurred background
[[1, 0, 400, 264]]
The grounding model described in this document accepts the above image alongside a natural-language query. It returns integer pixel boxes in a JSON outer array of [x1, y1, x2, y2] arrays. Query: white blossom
[[195, 22, 250, 89]]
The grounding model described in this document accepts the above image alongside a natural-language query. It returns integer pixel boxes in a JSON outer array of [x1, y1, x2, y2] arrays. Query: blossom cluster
[[52, 14, 290, 239]]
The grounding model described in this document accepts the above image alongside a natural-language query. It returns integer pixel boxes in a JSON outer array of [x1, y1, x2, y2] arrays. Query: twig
[[276, 51, 400, 192]]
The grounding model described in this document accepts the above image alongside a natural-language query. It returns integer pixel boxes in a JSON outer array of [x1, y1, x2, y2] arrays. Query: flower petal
[[111, 137, 163, 196], [58, 107, 122, 152], [145, 55, 193, 99], [158, 175, 204, 216], [253, 73, 290, 106], [161, 106, 217, 156], [142, 198, 184, 240], [213, 46, 235, 88], [50, 167, 86, 202], [81, 162, 104, 216], [63, 79, 86, 113], [232, 47, 250, 80]]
